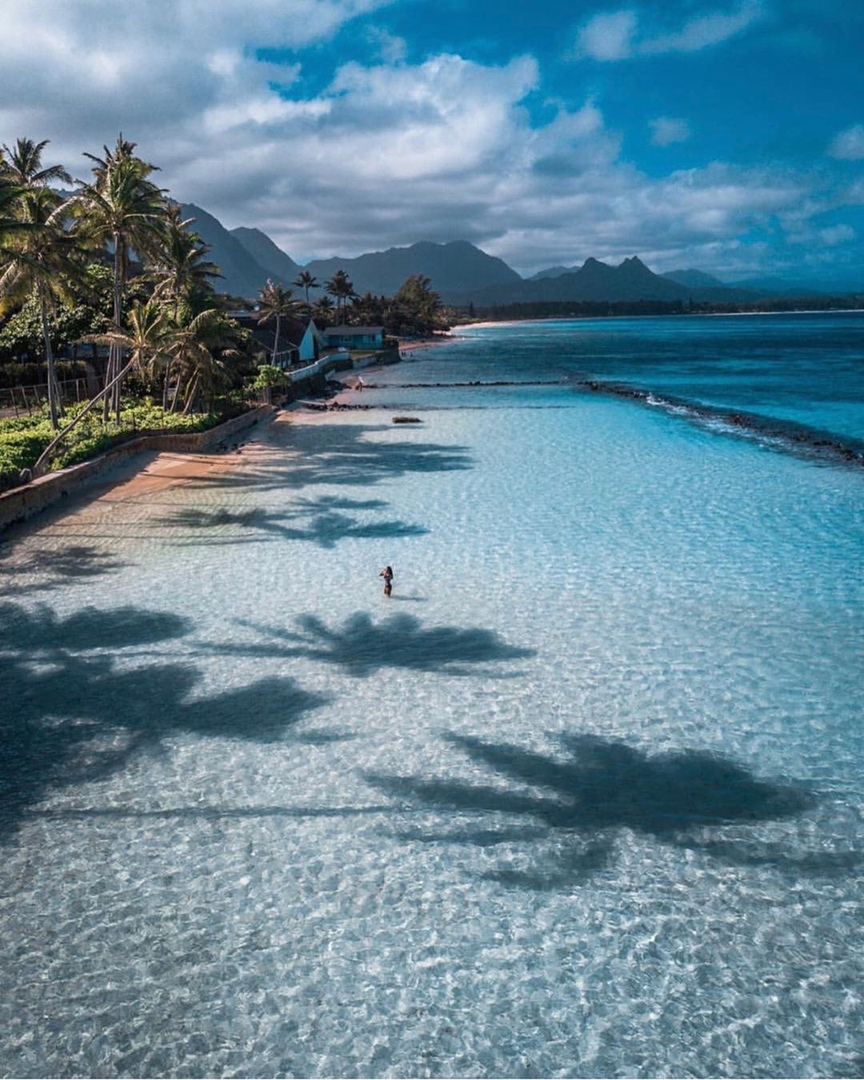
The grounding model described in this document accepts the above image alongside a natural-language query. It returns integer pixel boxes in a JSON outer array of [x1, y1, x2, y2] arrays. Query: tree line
[[0, 135, 451, 454], [480, 295, 864, 322]]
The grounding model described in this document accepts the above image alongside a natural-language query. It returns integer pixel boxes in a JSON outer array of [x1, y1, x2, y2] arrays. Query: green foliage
[[0, 417, 53, 474], [0, 399, 238, 478], [252, 363, 288, 390], [0, 358, 89, 389]]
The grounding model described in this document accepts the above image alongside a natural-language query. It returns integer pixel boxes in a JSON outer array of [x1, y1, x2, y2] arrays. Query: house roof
[[321, 325, 384, 336]]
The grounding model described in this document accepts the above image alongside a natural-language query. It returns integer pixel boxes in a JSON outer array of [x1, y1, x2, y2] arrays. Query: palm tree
[[324, 269, 356, 325], [149, 206, 222, 406], [169, 308, 241, 413], [1, 137, 73, 190], [150, 205, 221, 319], [70, 135, 169, 420], [311, 294, 334, 324], [30, 299, 172, 478], [292, 269, 319, 305], [0, 139, 79, 428], [256, 279, 300, 365], [88, 299, 173, 380], [0, 189, 85, 427]]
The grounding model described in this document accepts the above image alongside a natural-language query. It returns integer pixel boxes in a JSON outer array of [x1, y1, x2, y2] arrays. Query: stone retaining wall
[[0, 405, 275, 533]]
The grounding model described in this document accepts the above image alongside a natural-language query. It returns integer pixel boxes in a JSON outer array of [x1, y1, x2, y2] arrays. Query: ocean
[[1, 311, 862, 1078]]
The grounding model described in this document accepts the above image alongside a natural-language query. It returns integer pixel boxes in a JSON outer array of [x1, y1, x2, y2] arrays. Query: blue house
[[319, 326, 385, 351]]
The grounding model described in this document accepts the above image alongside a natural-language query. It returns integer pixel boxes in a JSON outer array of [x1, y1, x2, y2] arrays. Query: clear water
[[1, 313, 862, 1078]]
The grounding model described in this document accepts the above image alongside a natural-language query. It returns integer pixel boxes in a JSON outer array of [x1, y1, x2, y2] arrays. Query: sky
[[2, 0, 863, 284]]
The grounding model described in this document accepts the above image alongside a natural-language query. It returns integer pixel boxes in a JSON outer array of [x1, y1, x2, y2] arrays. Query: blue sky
[[2, 0, 862, 283]]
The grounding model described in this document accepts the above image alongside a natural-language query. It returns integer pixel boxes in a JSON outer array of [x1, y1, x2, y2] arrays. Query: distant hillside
[[530, 265, 574, 280], [179, 204, 275, 298], [456, 256, 693, 306], [180, 210, 521, 301], [662, 268, 726, 288], [176, 202, 860, 303], [303, 240, 522, 300], [724, 275, 827, 297], [231, 227, 300, 284]]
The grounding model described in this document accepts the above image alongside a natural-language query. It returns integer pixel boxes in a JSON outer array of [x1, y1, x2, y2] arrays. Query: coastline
[[2, 315, 862, 1080], [0, 331, 441, 535]]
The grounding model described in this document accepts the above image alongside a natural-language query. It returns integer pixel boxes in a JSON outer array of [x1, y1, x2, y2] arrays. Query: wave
[[576, 378, 864, 469]]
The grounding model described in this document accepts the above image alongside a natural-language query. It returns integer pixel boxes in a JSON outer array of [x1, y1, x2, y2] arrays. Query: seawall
[[0, 405, 275, 534]]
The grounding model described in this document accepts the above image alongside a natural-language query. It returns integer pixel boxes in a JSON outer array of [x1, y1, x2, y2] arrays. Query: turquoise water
[[1, 313, 862, 1078]]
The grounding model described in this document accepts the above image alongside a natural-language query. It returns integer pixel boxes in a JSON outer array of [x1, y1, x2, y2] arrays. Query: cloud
[[0, 0, 852, 281], [573, 10, 638, 61], [818, 224, 855, 246], [364, 26, 409, 64], [642, 0, 766, 54], [575, 1, 767, 61], [827, 124, 864, 160], [649, 117, 692, 146]]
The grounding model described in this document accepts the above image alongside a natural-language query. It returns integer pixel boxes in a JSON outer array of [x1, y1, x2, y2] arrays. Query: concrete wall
[[0, 405, 275, 533]]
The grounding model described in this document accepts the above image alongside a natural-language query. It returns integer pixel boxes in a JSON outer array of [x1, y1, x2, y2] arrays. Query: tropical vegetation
[[0, 133, 452, 488]]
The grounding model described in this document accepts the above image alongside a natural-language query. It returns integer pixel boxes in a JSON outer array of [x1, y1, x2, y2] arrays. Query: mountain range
[[179, 202, 862, 306]]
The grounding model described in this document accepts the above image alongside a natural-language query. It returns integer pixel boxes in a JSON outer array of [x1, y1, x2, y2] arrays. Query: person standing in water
[[379, 565, 393, 597]]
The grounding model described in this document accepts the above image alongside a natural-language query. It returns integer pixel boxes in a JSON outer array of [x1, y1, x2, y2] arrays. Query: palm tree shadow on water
[[207, 610, 537, 678], [176, 422, 474, 495], [160, 502, 428, 551], [0, 541, 128, 595], [366, 733, 860, 888], [0, 601, 336, 841]]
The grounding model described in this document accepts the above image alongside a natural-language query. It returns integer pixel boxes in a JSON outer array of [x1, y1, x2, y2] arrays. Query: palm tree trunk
[[30, 352, 139, 479], [162, 357, 173, 411], [104, 235, 125, 423], [272, 314, 281, 364], [38, 286, 62, 430], [182, 372, 200, 415]]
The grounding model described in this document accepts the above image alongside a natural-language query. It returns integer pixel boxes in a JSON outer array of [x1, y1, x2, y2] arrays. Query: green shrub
[[0, 398, 253, 480]]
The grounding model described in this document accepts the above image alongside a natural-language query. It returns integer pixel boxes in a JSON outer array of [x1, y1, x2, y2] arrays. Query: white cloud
[[573, 10, 637, 60], [642, 0, 766, 54], [819, 225, 855, 246], [0, 0, 851, 280], [575, 1, 767, 61], [649, 117, 692, 146], [827, 124, 864, 160], [364, 27, 409, 64]]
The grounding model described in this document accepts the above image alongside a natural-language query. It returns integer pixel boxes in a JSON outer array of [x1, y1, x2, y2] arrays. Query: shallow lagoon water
[[1, 315, 863, 1078]]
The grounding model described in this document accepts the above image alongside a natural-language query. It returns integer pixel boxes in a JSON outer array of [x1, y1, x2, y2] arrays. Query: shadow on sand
[[366, 732, 859, 887], [177, 421, 474, 496], [0, 600, 334, 841]]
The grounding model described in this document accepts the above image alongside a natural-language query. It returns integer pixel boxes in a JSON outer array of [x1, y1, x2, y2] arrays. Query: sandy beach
[[71, 407, 334, 506]]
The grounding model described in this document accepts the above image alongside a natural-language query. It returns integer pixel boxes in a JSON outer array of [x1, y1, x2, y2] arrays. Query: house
[[228, 310, 305, 368], [319, 326, 385, 351], [298, 319, 322, 364]]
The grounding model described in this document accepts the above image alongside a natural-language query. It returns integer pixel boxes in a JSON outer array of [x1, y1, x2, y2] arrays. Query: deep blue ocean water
[[1, 311, 862, 1078]]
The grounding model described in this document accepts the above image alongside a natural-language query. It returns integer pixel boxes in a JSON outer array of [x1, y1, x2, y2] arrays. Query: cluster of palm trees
[[0, 135, 245, 449], [258, 265, 449, 352], [1, 133, 451, 472], [255, 267, 366, 365]]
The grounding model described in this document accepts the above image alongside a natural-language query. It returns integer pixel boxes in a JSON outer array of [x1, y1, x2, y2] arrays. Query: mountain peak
[[230, 226, 300, 282]]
